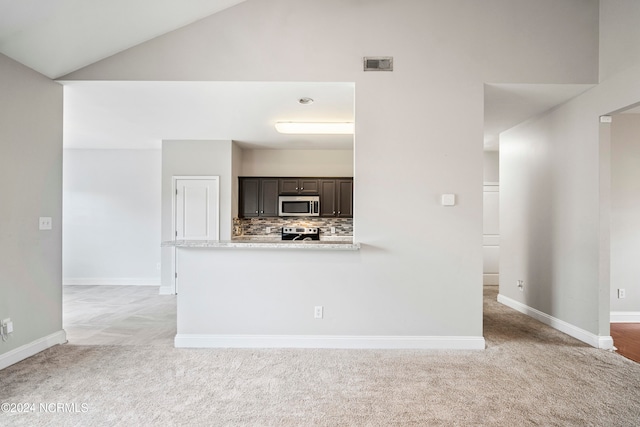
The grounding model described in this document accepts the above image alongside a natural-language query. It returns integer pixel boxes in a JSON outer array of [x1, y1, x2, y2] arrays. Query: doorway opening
[[606, 101, 640, 362]]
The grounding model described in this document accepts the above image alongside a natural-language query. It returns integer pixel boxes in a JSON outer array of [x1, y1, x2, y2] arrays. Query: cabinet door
[[319, 180, 336, 217], [337, 179, 353, 217], [260, 179, 279, 216], [279, 179, 300, 194], [299, 179, 319, 194], [240, 178, 260, 217]]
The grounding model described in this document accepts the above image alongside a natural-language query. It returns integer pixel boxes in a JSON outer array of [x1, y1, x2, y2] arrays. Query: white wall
[[610, 114, 640, 317], [161, 140, 234, 292], [499, 0, 640, 346], [62, 0, 600, 344], [63, 149, 161, 285], [241, 149, 353, 177], [65, 0, 598, 337], [0, 53, 65, 366], [599, 0, 640, 81]]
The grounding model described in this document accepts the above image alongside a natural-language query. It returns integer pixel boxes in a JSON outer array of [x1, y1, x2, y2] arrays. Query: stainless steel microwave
[[278, 195, 320, 217]]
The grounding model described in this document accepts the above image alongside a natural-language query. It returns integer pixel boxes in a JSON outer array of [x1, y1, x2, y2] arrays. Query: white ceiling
[[62, 81, 355, 150], [0, 0, 246, 79], [0, 1, 609, 152], [483, 83, 595, 151]]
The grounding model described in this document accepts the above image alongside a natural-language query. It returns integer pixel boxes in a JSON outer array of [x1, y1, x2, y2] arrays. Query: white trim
[[610, 312, 640, 323], [63, 278, 160, 286], [497, 294, 614, 350], [0, 330, 67, 370], [159, 285, 175, 295], [174, 334, 486, 350]]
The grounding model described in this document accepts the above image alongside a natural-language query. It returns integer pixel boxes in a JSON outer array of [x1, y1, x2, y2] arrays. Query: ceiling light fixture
[[275, 122, 354, 135]]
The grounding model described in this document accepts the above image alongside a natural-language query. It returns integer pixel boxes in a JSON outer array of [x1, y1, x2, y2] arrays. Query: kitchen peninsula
[[164, 239, 360, 250], [168, 233, 362, 349]]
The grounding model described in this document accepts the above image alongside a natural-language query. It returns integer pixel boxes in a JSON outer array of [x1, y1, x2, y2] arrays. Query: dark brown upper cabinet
[[240, 177, 352, 218], [319, 178, 353, 218], [336, 179, 353, 217], [279, 178, 319, 195], [240, 178, 279, 217]]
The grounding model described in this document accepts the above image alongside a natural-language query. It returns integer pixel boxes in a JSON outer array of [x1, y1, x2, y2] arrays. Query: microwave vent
[[364, 56, 393, 71]]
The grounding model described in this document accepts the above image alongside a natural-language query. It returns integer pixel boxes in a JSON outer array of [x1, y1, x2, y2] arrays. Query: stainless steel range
[[281, 226, 320, 241]]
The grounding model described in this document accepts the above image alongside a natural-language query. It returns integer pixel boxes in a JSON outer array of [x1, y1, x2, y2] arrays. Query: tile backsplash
[[234, 217, 353, 238]]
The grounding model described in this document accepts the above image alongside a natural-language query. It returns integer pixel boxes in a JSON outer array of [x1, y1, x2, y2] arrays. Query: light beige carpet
[[1, 287, 639, 426]]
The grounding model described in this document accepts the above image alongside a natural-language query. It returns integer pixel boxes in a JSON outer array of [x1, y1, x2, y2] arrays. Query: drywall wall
[[0, 53, 65, 366], [500, 3, 640, 344], [610, 114, 640, 315], [500, 108, 603, 335], [241, 149, 353, 177], [61, 0, 600, 345], [62, 149, 161, 285], [599, 0, 640, 81], [161, 140, 233, 292]]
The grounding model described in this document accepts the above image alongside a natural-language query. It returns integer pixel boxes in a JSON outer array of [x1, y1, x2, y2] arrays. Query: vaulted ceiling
[[0, 1, 601, 151], [0, 0, 246, 79]]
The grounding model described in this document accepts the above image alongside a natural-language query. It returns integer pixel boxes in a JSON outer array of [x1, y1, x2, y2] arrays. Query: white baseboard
[[159, 286, 175, 295], [174, 334, 486, 350], [0, 330, 67, 370], [611, 312, 640, 323], [63, 277, 160, 286], [497, 294, 614, 350]]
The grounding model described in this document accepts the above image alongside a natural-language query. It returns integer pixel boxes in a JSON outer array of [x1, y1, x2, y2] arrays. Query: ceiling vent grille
[[363, 57, 393, 71]]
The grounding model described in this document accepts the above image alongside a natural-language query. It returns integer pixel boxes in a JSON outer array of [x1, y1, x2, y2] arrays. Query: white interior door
[[175, 178, 219, 241], [173, 177, 219, 293], [483, 183, 499, 285]]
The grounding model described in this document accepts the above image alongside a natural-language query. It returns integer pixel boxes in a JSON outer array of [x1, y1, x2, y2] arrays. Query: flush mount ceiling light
[[275, 122, 354, 135], [298, 97, 314, 105]]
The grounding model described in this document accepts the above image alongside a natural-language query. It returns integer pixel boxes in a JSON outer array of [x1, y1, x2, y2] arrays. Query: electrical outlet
[[39, 217, 52, 230], [517, 280, 524, 291], [266, 227, 272, 234], [331, 227, 336, 234], [314, 306, 323, 319], [1, 318, 13, 340], [618, 288, 626, 299]]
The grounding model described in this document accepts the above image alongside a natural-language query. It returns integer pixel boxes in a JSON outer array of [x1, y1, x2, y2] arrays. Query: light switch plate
[[39, 217, 52, 230], [441, 194, 456, 206]]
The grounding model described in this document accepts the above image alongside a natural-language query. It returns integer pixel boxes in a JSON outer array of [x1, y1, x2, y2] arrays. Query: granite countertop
[[162, 239, 360, 251]]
